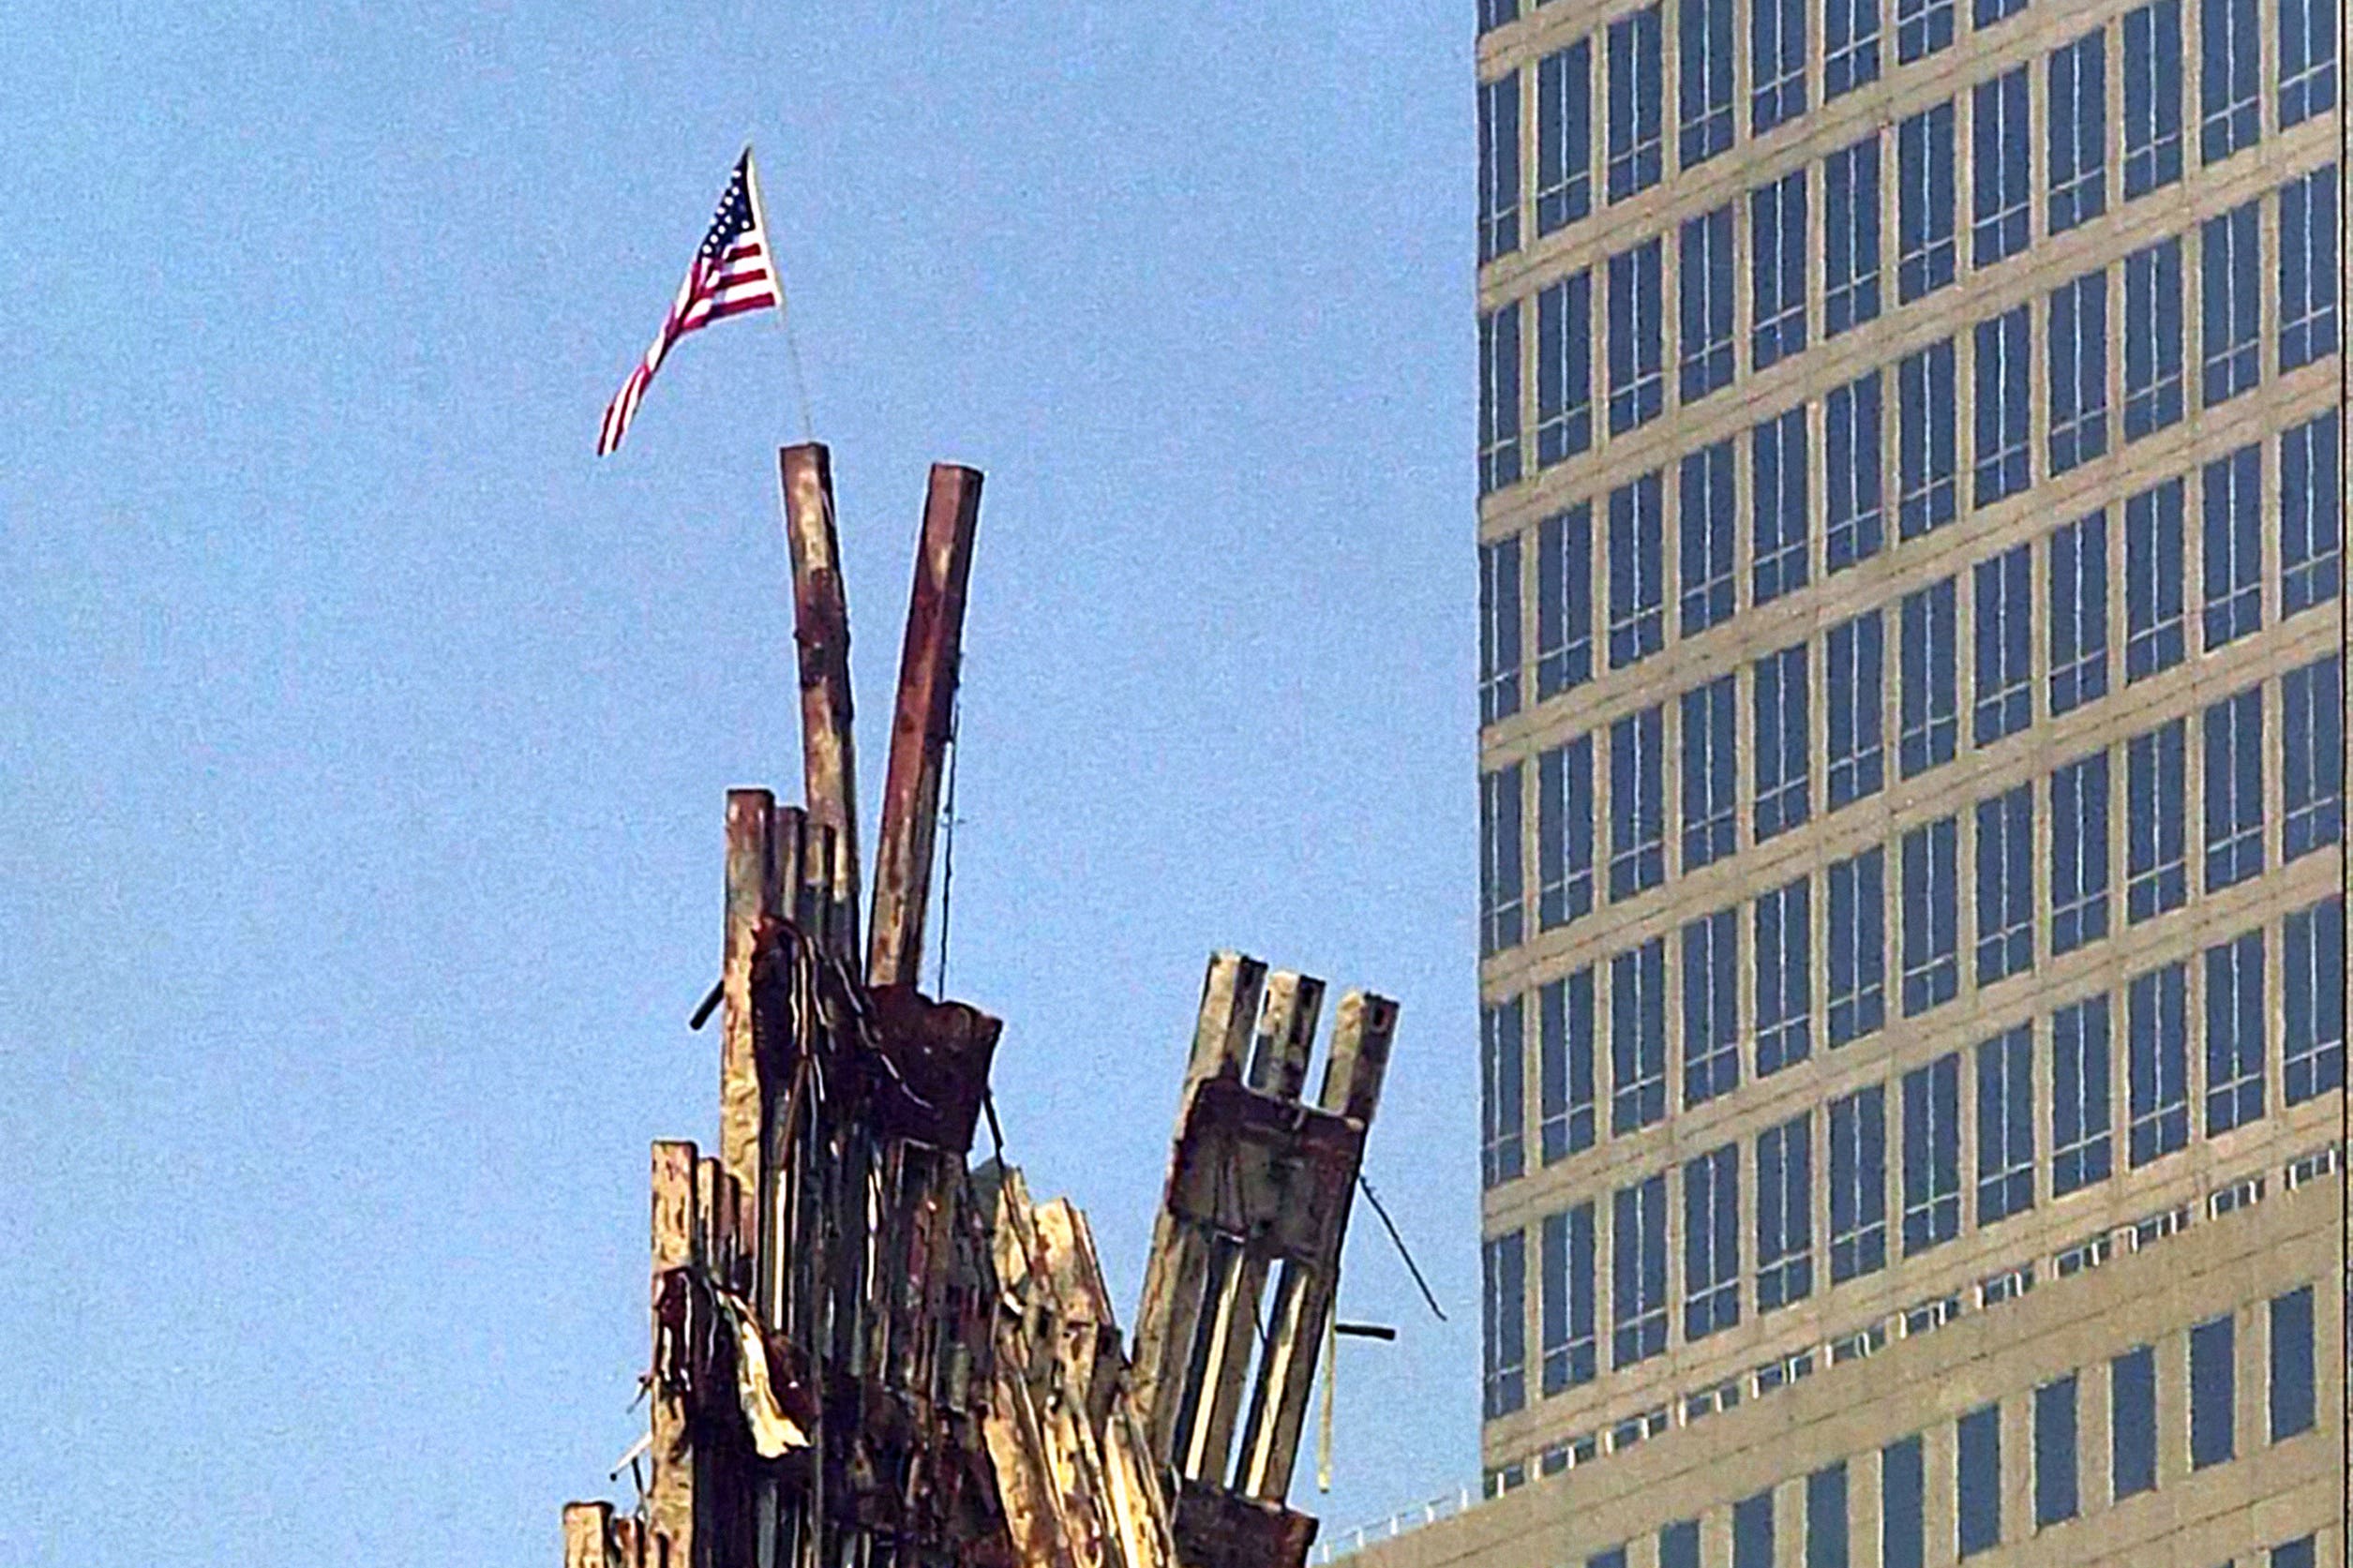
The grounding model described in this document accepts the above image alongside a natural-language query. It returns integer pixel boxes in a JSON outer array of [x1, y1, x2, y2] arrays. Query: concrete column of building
[[1920, 1418, 1956, 1568], [1999, 1384, 2031, 1559], [2081, 1340, 2116, 1516]]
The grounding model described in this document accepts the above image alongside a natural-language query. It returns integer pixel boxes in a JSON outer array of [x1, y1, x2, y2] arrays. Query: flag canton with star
[[697, 163, 762, 278]]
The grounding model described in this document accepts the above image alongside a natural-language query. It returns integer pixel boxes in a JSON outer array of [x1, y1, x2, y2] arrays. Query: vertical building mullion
[[1806, 119, 1831, 348], [2181, 919, 2208, 1143], [1728, 0, 1752, 154], [1954, 64, 1978, 284], [1586, 19, 1604, 237], [1731, 419, 1756, 631], [2182, 208, 2209, 422], [1520, 519, 1538, 729], [2028, 525, 2054, 751], [2080, 1340, 2114, 1520], [1513, 64, 1533, 264], [2000, 1396, 2031, 1556], [1922, 1422, 1957, 1566], [1594, 237, 1614, 466], [1806, 612, 1833, 1074], [1854, 1443, 1886, 1566], [2154, 1320, 2189, 1484], [2256, 351, 2280, 626], [1659, 0, 1684, 187], [2104, 10, 2128, 225], [2181, 0, 2206, 164], [1519, 987, 1539, 1205], [2320, 1263, 2350, 1460], [1953, 540, 1979, 768], [2232, 1300, 2261, 1468], [1701, 1499, 1731, 1568], [2256, 163, 2286, 359], [2102, 261, 2128, 466], [1953, 1024, 1979, 1236], [1880, 116, 1902, 334], [2263, 674, 2287, 1098], [2106, 969, 2130, 1217], [1732, 183, 1758, 387]]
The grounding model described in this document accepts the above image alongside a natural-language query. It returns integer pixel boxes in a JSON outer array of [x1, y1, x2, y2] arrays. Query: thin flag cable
[[779, 320, 817, 445], [739, 144, 816, 443]]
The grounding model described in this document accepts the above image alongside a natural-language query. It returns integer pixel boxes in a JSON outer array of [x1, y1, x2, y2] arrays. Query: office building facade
[[1440, 0, 2346, 1562]]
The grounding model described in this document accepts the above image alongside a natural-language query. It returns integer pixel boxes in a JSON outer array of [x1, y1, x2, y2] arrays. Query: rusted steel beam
[[771, 802, 807, 935], [865, 462, 983, 990], [1233, 991, 1400, 1501], [1246, 972, 1324, 1100], [979, 1163, 1183, 1568], [1184, 950, 1266, 1086], [1180, 974, 1325, 1483], [1131, 953, 1266, 1465], [562, 1501, 614, 1568], [779, 442, 862, 962], [647, 1141, 699, 1568], [719, 789, 776, 1218]]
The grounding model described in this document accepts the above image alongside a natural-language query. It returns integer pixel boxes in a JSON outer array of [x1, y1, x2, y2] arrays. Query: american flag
[[597, 149, 784, 456]]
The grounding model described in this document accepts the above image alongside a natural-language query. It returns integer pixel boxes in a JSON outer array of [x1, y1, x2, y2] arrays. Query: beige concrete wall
[[1340, 1168, 2345, 1568]]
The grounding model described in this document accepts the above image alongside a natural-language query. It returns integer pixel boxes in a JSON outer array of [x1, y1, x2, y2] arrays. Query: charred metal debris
[[562, 444, 1401, 1568]]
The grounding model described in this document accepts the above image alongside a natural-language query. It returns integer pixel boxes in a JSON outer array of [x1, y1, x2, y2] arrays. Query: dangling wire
[[1357, 1172, 1448, 1322], [933, 686, 963, 997]]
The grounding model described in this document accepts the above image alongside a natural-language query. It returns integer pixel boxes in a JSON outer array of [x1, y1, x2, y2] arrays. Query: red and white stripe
[[596, 228, 782, 456]]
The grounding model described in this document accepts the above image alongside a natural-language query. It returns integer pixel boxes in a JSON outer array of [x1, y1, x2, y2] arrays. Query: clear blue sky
[[0, 5, 1476, 1561]]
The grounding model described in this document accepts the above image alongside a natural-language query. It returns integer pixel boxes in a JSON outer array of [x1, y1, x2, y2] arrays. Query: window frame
[[1974, 1023, 2036, 1224], [2123, 0, 2185, 197], [2126, 718, 2188, 921], [1609, 703, 1666, 900], [1681, 905, 1743, 1108], [1756, 875, 1813, 1075], [1679, 440, 1736, 636], [1536, 39, 1594, 237], [2127, 962, 2191, 1166], [2050, 750, 2111, 955], [1681, 673, 1738, 871], [1897, 101, 1957, 301], [2051, 994, 2113, 1195], [1901, 1051, 1961, 1257], [1605, 7, 1664, 202], [1971, 306, 2031, 507], [1830, 1083, 1889, 1281], [2048, 270, 2109, 473], [1753, 171, 1809, 368], [1825, 135, 1881, 336], [1900, 816, 1960, 1017], [2048, 30, 2107, 232], [1971, 67, 2031, 267], [1829, 846, 1888, 1046], [1681, 1142, 1741, 1339]]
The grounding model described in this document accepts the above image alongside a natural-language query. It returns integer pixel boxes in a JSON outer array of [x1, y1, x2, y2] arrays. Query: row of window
[[1476, 0, 2338, 265], [1478, 157, 2339, 497], [1478, 485, 2344, 957], [1482, 776, 2346, 1183], [1480, 387, 2340, 736], [1480, 954, 2339, 1405], [1519, 1285, 2324, 1568]]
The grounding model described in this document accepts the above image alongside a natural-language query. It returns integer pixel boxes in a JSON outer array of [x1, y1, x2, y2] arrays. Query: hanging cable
[[1356, 1172, 1448, 1322]]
